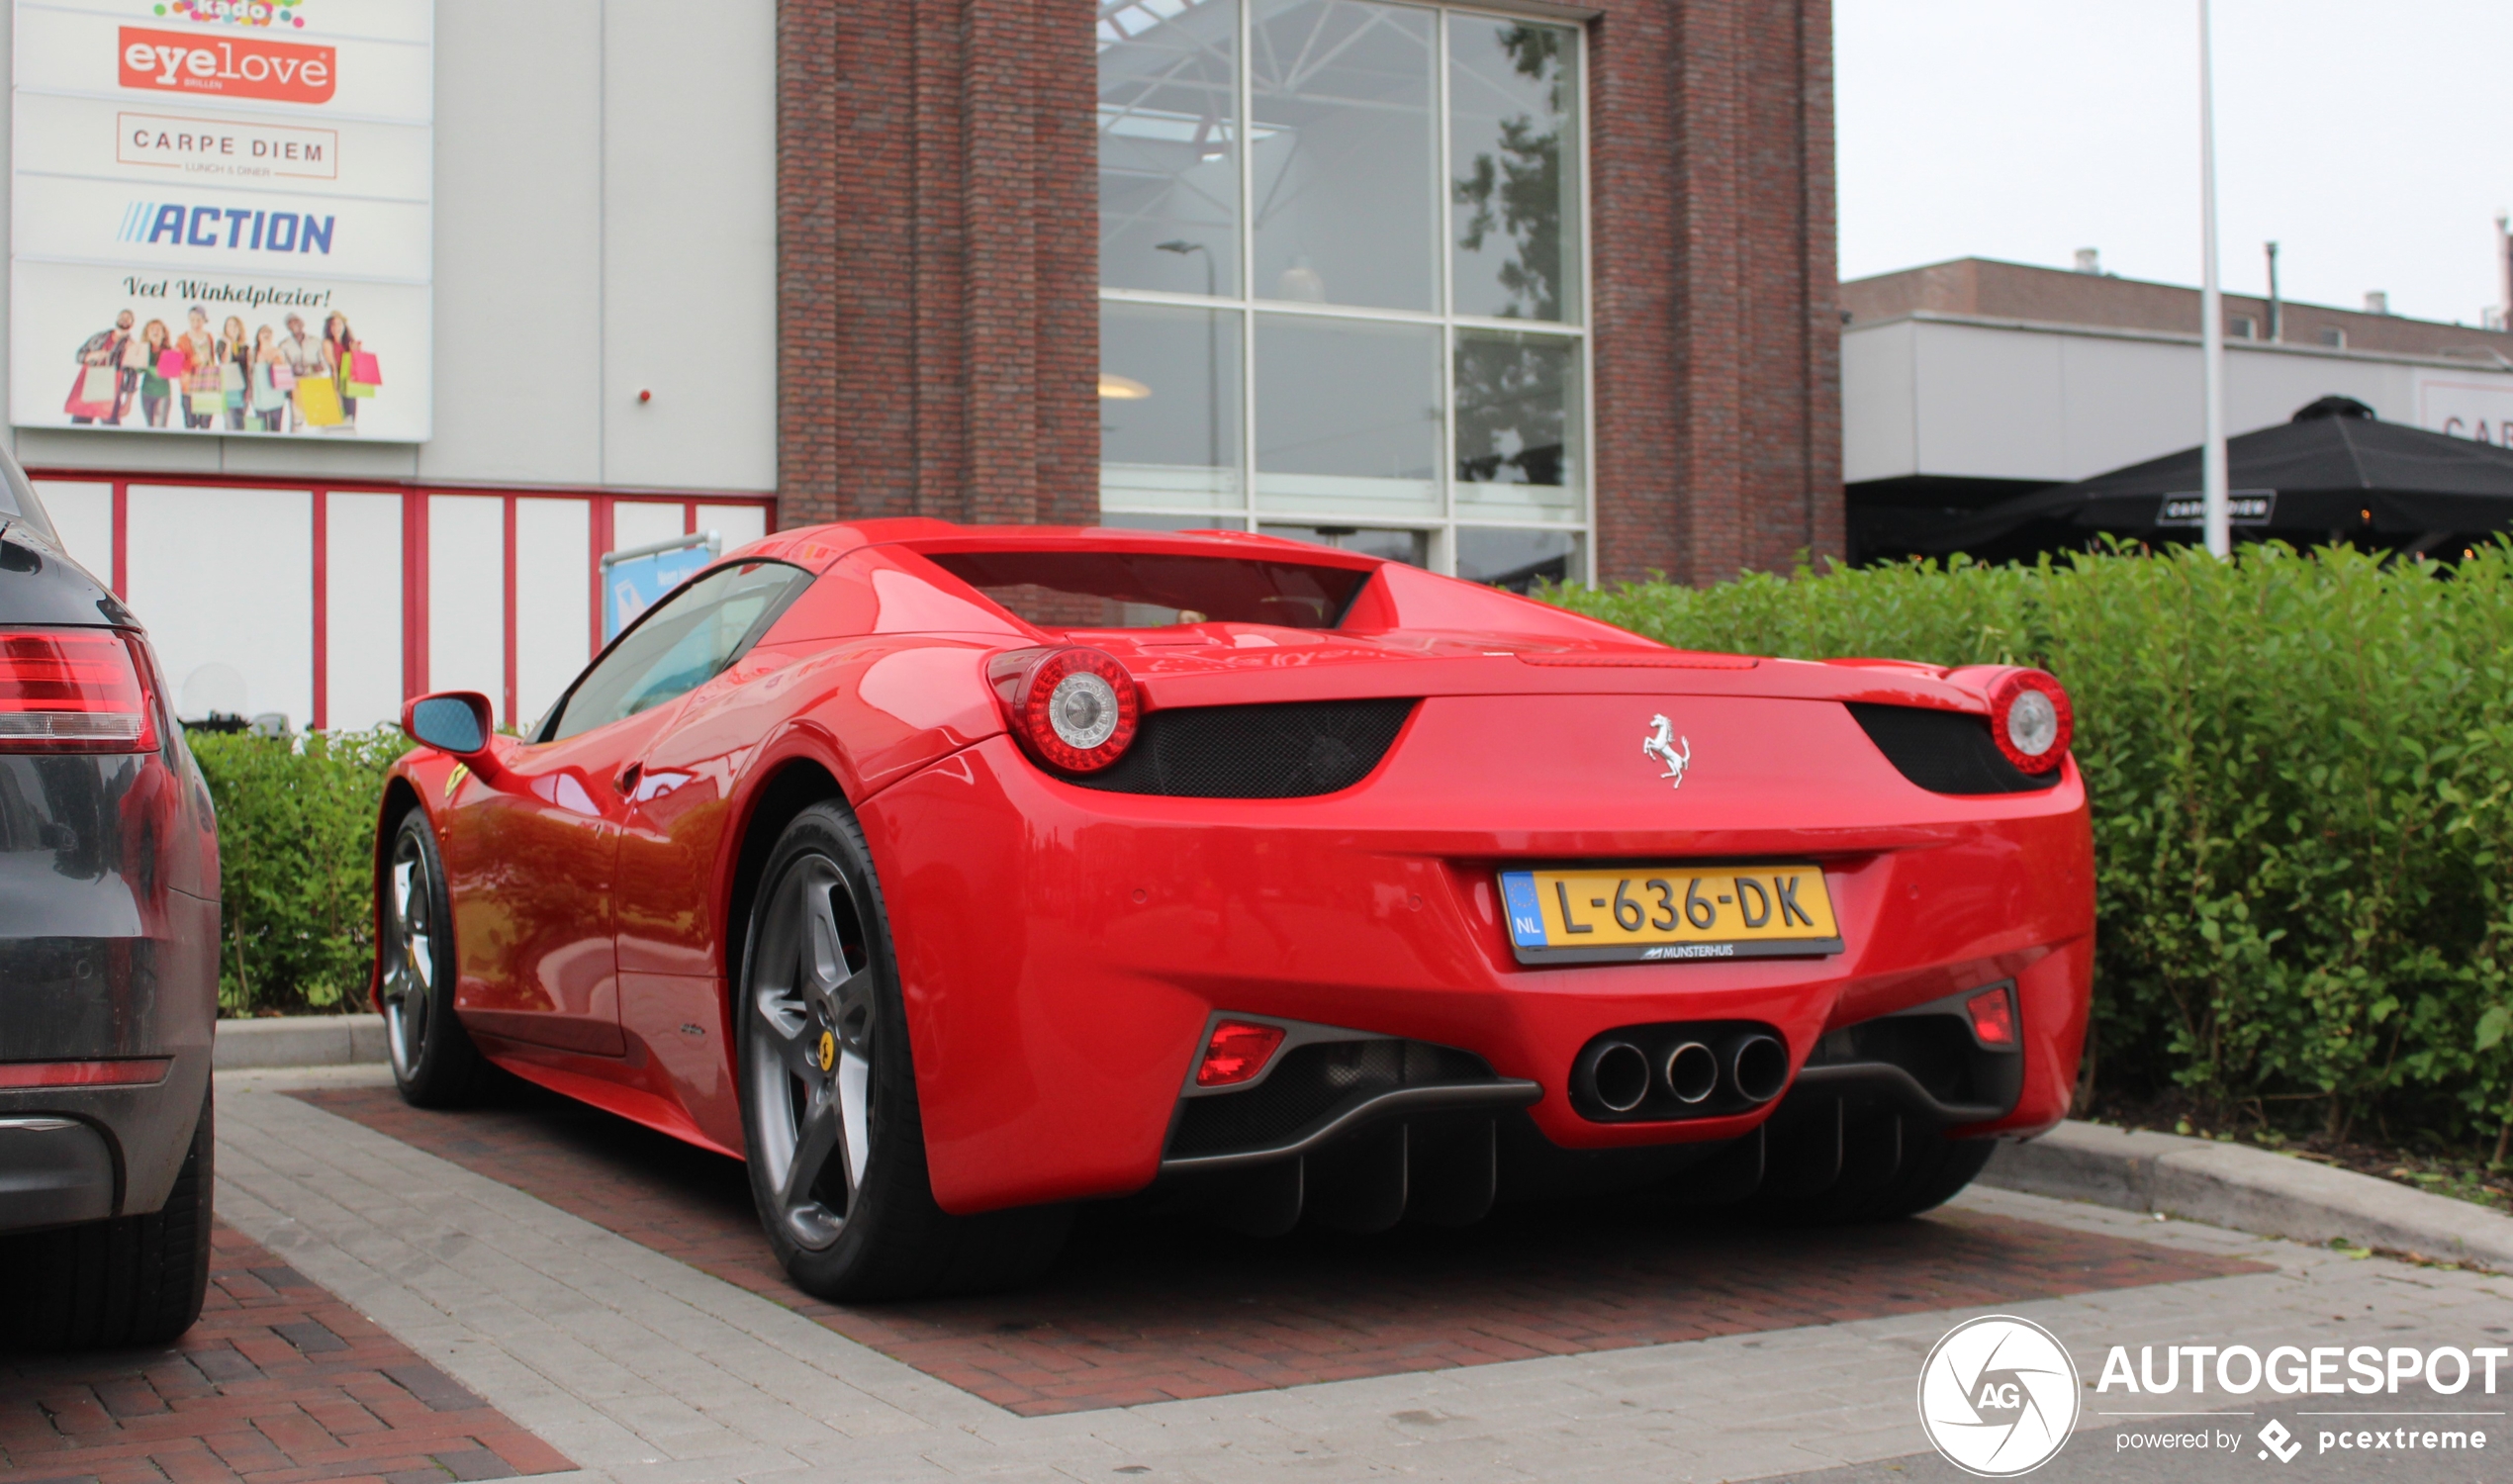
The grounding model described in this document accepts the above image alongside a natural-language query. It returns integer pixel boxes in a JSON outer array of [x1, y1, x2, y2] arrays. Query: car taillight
[[986, 645, 1140, 774], [0, 628, 159, 753], [1987, 669, 2072, 774], [1966, 986, 2017, 1048], [1195, 1020, 1286, 1086]]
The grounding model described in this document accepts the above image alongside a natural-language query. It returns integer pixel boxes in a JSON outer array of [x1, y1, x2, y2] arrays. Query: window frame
[[531, 559, 813, 744], [1095, 0, 1595, 584]]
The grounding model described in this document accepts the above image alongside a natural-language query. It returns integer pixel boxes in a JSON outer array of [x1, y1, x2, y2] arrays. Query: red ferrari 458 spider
[[372, 521, 2092, 1299]]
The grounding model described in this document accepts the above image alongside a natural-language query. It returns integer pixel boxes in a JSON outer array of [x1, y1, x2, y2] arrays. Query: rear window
[[920, 549, 1370, 630]]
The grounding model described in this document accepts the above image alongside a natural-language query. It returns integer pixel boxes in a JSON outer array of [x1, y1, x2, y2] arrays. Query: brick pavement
[[0, 1223, 571, 1484], [290, 1084, 2264, 1417], [211, 1069, 2513, 1484]]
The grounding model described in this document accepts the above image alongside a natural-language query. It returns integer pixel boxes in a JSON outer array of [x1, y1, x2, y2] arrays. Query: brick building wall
[[777, 0, 1842, 585], [778, 0, 1098, 529]]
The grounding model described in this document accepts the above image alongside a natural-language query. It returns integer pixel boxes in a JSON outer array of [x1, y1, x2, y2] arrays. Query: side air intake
[[1066, 697, 1415, 799], [1847, 702, 2059, 795]]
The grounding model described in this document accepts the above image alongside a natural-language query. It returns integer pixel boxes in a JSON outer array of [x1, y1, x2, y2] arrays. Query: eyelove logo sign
[[118, 27, 334, 105]]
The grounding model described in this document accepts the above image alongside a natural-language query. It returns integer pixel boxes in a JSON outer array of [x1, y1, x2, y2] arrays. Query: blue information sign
[[601, 531, 720, 641]]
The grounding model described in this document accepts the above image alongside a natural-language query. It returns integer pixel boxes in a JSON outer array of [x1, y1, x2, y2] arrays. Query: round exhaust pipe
[[1576, 1040, 1652, 1114], [1662, 1042, 1719, 1104], [1729, 1034, 1789, 1105]]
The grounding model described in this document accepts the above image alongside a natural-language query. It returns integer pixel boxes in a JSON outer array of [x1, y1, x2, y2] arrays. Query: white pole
[[2498, 213, 2510, 327], [2197, 0, 2230, 557]]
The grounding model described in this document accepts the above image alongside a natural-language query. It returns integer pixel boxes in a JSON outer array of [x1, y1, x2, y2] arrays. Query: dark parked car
[[0, 447, 221, 1348]]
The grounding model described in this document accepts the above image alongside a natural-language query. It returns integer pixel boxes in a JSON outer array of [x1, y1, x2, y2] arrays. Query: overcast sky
[[1835, 0, 2511, 325]]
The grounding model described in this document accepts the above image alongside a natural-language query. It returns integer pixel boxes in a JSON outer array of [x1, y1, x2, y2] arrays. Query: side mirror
[[401, 691, 496, 758]]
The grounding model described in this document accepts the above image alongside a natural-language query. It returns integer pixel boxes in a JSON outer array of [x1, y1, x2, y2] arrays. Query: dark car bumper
[[0, 748, 221, 1235]]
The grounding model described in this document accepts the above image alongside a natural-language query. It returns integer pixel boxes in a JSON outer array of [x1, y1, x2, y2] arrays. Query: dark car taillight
[[0, 627, 159, 753], [986, 645, 1140, 774]]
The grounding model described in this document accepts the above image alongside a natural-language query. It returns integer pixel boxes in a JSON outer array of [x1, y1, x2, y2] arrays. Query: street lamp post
[[2197, 0, 2230, 558]]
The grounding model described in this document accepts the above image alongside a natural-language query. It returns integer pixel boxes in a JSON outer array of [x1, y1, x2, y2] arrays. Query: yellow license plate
[[1499, 866, 1842, 964]]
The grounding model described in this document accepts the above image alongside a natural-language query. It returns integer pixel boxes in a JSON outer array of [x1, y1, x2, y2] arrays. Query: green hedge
[[190, 725, 407, 1017], [1548, 543, 2513, 1149]]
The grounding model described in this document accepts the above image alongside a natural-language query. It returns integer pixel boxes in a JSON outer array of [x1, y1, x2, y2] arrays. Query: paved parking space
[[0, 1222, 570, 1484], [184, 1067, 2513, 1483], [288, 1083, 2264, 1416]]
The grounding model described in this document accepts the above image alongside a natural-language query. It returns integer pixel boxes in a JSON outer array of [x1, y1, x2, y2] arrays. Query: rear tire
[[736, 800, 1070, 1301], [0, 1089, 213, 1351], [382, 808, 501, 1108]]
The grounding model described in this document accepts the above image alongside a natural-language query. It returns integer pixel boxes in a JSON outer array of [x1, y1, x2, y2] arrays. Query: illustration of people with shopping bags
[[136, 320, 173, 428], [220, 316, 251, 432], [112, 310, 145, 425], [179, 307, 221, 430], [278, 313, 326, 432], [66, 314, 126, 425], [248, 325, 290, 432], [323, 311, 360, 432]]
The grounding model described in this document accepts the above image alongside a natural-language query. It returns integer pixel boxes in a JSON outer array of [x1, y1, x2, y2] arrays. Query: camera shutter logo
[[1916, 1315, 2082, 1476]]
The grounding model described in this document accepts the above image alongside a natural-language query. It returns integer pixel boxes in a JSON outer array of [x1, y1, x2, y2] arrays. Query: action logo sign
[[1917, 1315, 2082, 1476]]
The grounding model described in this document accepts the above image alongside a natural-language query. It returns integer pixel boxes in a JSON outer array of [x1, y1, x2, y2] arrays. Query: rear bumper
[[861, 707, 2094, 1217], [0, 904, 220, 1233]]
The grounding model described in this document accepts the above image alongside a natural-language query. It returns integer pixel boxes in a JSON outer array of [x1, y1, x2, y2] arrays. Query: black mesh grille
[[1848, 702, 2058, 795], [1168, 1039, 1494, 1159], [1069, 697, 1415, 798]]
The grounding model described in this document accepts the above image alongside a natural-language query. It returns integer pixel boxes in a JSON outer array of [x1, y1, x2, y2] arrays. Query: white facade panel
[[2054, 335, 2199, 480], [512, 496, 588, 729], [418, 0, 601, 487], [127, 482, 311, 727], [1838, 321, 1913, 485], [1847, 317, 2513, 487], [1909, 323, 2064, 481], [600, 0, 776, 493], [325, 490, 401, 730], [697, 501, 767, 552], [425, 491, 500, 702], [610, 499, 683, 553], [33, 476, 108, 569]]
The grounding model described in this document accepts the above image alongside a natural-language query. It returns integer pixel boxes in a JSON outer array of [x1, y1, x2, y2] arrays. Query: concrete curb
[[1984, 1119, 2513, 1270], [214, 1014, 389, 1070]]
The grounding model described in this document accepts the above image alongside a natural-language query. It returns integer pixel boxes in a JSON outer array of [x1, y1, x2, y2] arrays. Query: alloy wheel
[[746, 855, 875, 1251], [382, 827, 435, 1080]]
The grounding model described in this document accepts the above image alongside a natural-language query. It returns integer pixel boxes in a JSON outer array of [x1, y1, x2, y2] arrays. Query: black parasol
[[1913, 397, 2513, 560]]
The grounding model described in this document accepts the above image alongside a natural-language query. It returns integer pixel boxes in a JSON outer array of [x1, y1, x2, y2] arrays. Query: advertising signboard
[[2417, 373, 2513, 448], [11, 0, 432, 441]]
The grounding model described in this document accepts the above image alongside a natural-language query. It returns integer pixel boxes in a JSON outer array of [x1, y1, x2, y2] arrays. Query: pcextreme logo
[[119, 26, 335, 105], [1917, 1316, 2083, 1476]]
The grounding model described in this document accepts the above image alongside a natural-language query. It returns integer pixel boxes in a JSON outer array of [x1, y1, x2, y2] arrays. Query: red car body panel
[[376, 522, 2094, 1213]]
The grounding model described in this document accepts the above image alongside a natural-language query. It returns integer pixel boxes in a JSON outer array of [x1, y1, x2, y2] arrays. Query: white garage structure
[[1843, 313, 2513, 491]]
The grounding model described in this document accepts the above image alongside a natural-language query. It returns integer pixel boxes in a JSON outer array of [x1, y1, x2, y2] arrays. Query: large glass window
[[1096, 0, 1588, 584]]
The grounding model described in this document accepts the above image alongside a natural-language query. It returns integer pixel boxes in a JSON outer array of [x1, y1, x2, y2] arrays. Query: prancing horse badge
[[1643, 714, 1692, 790]]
